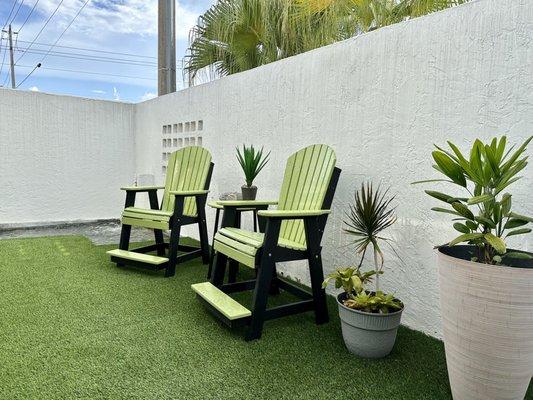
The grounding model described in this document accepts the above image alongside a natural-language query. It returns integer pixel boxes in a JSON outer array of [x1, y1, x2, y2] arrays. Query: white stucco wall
[[133, 0, 533, 338], [0, 89, 135, 225]]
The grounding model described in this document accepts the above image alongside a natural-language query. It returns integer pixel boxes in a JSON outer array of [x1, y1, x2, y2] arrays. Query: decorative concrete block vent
[[161, 120, 204, 175]]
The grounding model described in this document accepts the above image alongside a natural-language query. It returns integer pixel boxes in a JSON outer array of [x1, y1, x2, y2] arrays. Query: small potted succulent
[[323, 183, 403, 358], [415, 136, 533, 400], [236, 144, 270, 200]]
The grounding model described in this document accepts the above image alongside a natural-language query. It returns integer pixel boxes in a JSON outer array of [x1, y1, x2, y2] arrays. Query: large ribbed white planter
[[438, 246, 533, 400]]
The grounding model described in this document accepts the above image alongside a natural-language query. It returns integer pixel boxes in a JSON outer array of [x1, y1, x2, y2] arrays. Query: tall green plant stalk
[[344, 183, 396, 293]]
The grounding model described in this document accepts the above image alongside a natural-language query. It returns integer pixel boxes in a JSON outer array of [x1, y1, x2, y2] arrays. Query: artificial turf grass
[[0, 235, 531, 400]]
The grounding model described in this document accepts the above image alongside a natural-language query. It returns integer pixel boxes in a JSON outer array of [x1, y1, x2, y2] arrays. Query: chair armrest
[[121, 186, 164, 192], [218, 200, 278, 207], [169, 190, 209, 197], [257, 209, 330, 219]]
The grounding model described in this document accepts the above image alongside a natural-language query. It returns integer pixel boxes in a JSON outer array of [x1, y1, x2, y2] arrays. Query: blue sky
[[0, 0, 214, 102]]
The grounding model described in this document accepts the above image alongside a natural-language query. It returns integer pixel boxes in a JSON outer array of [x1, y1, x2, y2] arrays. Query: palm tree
[[185, 0, 468, 84], [185, 0, 276, 83]]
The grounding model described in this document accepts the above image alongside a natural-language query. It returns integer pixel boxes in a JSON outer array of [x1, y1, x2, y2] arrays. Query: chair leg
[[166, 223, 181, 278], [308, 253, 329, 325], [210, 251, 227, 286], [119, 224, 131, 250], [207, 209, 220, 279], [228, 261, 239, 283], [227, 211, 241, 283], [245, 218, 281, 341], [197, 210, 210, 265], [148, 190, 165, 256], [304, 217, 329, 325], [117, 224, 131, 267], [269, 264, 280, 295], [154, 229, 165, 256], [245, 258, 275, 341]]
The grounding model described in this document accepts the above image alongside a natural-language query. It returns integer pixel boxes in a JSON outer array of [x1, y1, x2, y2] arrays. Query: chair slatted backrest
[[161, 146, 212, 216], [277, 144, 336, 247]]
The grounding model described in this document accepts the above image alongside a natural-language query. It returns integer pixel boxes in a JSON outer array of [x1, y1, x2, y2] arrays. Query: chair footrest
[[192, 282, 251, 321], [107, 249, 169, 265]]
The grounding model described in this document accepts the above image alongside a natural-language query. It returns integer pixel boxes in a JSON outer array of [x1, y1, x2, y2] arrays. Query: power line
[[1, 1, 18, 30], [36, 0, 90, 68], [16, 63, 156, 81], [8, 0, 25, 26], [15, 61, 39, 87], [0, 36, 7, 82], [17, 0, 41, 34], [9, 44, 157, 65], [4, 46, 158, 67], [15, 0, 65, 65], [0, 0, 18, 69], [16, 39, 156, 59]]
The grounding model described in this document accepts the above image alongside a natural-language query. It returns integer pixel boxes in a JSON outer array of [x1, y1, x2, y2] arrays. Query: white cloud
[[113, 86, 120, 100], [91, 89, 106, 94], [34, 0, 199, 38], [29, 86, 40, 92], [140, 92, 157, 101]]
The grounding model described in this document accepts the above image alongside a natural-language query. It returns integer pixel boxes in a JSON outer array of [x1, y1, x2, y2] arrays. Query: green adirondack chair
[[107, 146, 213, 277], [192, 144, 340, 340]]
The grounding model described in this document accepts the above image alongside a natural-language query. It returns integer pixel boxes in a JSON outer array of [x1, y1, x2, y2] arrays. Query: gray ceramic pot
[[241, 185, 257, 200], [337, 293, 403, 358]]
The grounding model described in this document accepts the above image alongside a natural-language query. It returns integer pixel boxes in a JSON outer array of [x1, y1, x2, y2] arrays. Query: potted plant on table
[[414, 136, 533, 400], [236, 144, 270, 200], [323, 183, 403, 358]]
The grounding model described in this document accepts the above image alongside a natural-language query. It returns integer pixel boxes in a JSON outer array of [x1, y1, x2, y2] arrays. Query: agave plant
[[344, 182, 397, 291], [414, 136, 533, 264], [236, 144, 271, 187]]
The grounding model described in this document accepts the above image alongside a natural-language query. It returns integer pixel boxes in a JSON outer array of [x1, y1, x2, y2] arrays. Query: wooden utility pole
[[2, 24, 17, 88], [158, 0, 176, 96]]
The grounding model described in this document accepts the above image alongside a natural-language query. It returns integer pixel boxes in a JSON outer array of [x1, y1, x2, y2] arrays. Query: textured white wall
[[0, 89, 135, 225], [133, 0, 533, 338]]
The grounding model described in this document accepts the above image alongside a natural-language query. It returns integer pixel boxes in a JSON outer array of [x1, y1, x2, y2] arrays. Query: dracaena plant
[[323, 183, 403, 314], [236, 144, 270, 187], [344, 182, 397, 292], [415, 136, 533, 264]]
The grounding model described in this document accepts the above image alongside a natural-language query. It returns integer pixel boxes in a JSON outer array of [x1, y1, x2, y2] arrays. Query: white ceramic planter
[[438, 247, 533, 400]]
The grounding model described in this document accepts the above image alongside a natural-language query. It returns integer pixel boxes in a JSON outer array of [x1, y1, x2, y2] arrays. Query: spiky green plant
[[236, 144, 271, 187], [414, 136, 533, 265], [344, 182, 397, 291]]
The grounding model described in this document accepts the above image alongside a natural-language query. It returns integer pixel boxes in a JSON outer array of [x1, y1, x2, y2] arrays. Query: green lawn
[[0, 235, 530, 399]]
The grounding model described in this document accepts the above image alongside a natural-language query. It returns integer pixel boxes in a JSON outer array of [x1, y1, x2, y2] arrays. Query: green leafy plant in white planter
[[323, 183, 403, 358], [415, 135, 533, 400], [236, 144, 270, 200]]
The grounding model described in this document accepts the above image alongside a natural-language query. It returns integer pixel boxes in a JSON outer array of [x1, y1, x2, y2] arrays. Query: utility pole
[[158, 0, 176, 96], [7, 24, 16, 89]]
